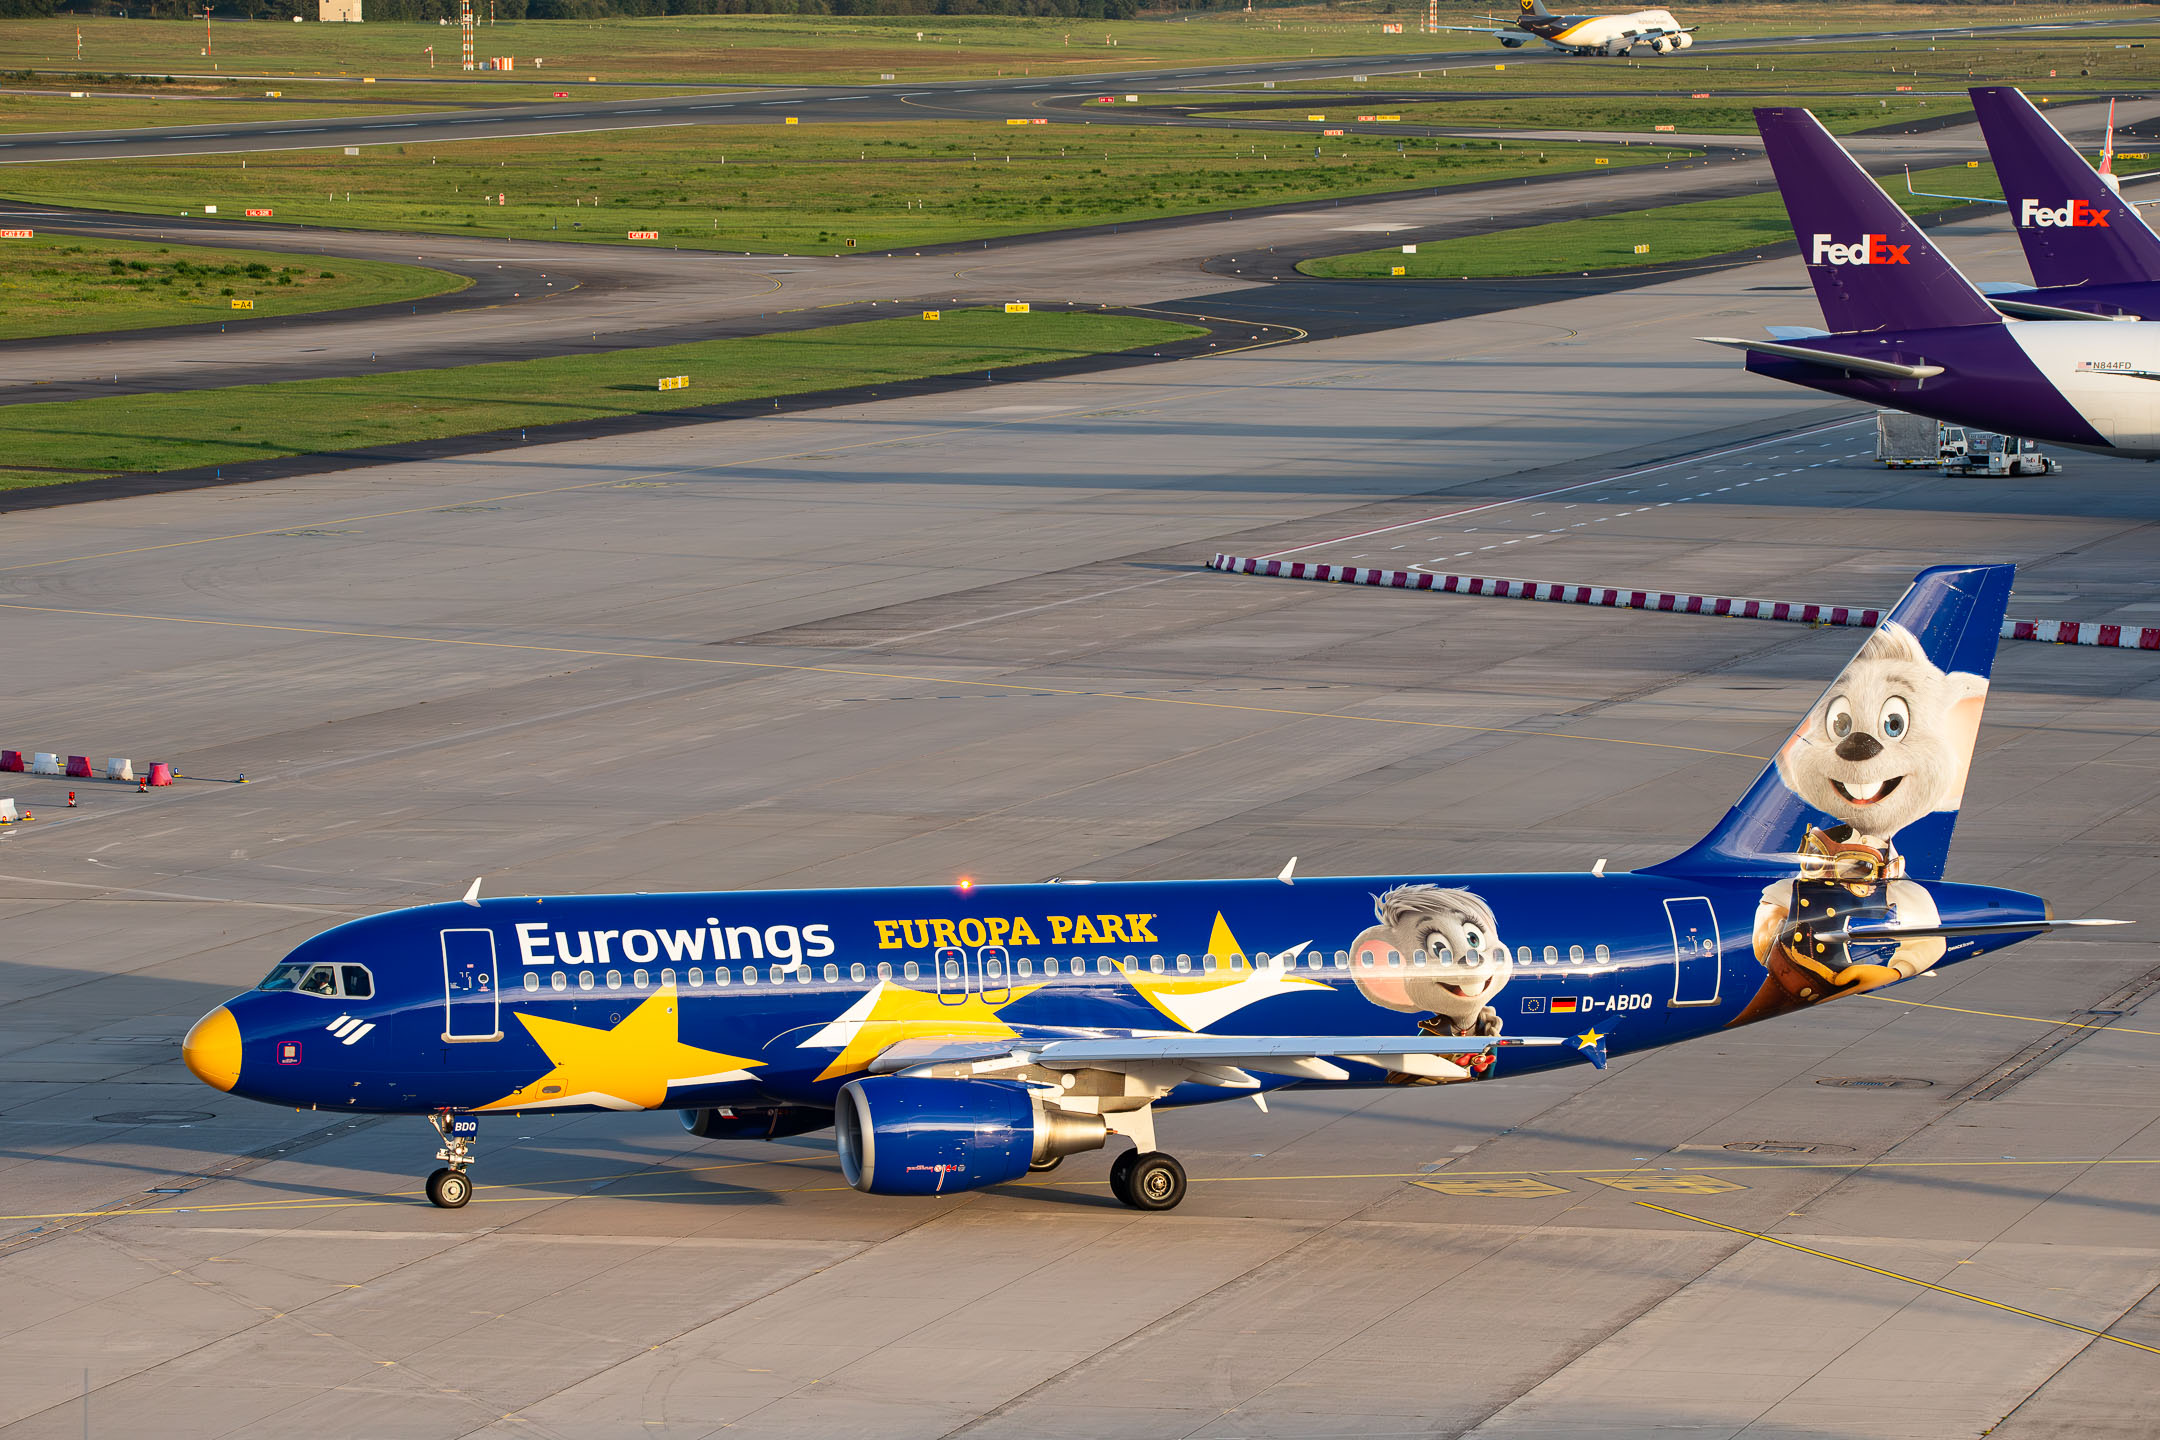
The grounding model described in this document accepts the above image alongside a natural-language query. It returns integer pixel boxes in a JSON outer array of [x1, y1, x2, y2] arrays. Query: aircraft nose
[[183, 1006, 242, 1093]]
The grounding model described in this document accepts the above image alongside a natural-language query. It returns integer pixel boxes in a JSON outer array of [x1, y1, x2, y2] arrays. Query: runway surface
[[14, 95, 2152, 410], [3, 236, 2159, 1438]]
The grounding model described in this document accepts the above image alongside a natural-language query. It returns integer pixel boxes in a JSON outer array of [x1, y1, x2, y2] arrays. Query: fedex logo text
[[2020, 198, 2111, 228], [1811, 233, 1911, 266]]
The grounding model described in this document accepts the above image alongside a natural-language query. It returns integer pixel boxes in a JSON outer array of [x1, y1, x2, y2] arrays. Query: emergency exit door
[[1664, 897, 1721, 1007]]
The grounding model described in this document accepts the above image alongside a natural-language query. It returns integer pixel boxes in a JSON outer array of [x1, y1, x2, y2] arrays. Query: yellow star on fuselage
[[1576, 1027, 1606, 1051], [808, 979, 1039, 1082], [1115, 912, 1326, 1031], [478, 986, 760, 1112]]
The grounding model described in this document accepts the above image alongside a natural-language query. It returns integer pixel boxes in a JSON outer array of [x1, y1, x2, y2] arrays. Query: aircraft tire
[[1121, 1152, 1187, 1212], [1108, 1148, 1140, 1206], [427, 1167, 472, 1209]]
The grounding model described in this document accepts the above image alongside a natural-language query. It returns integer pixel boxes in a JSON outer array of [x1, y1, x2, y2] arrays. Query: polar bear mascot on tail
[[1731, 620, 1990, 1026]]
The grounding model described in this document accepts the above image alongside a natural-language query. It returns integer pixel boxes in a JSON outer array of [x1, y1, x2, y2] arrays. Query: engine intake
[[836, 1076, 1108, 1196]]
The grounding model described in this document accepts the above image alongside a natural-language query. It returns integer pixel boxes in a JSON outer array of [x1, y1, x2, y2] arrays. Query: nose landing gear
[[426, 1111, 477, 1209]]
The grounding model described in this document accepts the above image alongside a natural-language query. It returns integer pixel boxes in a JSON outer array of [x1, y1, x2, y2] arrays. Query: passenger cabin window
[[659, 968, 675, 987], [1017, 957, 1033, 977], [687, 967, 702, 987], [634, 969, 650, 989], [1570, 945, 1585, 964], [904, 961, 920, 980], [578, 971, 595, 991], [551, 971, 567, 992], [876, 962, 892, 980], [1543, 946, 1559, 964], [524, 973, 539, 992], [1594, 945, 1611, 964], [606, 970, 623, 991], [851, 962, 867, 982], [741, 968, 756, 986], [824, 963, 839, 983], [1334, 951, 1350, 969], [1044, 957, 1058, 976], [1146, 955, 1162, 974]]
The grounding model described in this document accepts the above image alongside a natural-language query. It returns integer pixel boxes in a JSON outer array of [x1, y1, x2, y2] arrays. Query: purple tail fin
[[1970, 87, 2160, 289], [1756, 107, 2001, 333]]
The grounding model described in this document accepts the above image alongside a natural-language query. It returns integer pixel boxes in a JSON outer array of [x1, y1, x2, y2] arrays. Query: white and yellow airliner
[[1448, 0, 1695, 55]]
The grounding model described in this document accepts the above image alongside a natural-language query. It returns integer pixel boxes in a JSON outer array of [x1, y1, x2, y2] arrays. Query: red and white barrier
[[1209, 555, 2160, 651]]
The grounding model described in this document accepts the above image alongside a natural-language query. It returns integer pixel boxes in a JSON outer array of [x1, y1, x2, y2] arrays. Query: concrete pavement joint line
[[0, 120, 700, 167], [1866, 992, 2160, 1039], [15, 1157, 2160, 1224], [0, 600, 1768, 762], [1636, 1201, 2160, 1357], [1251, 416, 1873, 559]]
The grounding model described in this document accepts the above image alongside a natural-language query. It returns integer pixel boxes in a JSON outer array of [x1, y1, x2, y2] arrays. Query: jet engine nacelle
[[1498, 34, 1526, 46], [1652, 35, 1675, 53], [678, 1104, 832, 1140], [1673, 30, 1693, 47], [835, 1076, 1108, 1196]]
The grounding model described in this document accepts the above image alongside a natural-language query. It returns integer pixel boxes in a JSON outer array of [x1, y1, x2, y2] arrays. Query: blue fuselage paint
[[213, 869, 2048, 1118]]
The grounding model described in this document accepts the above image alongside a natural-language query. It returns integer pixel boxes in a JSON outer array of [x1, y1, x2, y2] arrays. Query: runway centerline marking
[[1638, 1201, 2160, 1357], [1252, 417, 1872, 561]]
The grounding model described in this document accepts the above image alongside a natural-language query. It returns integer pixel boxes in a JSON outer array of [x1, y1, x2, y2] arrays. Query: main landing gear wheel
[[426, 1167, 472, 1209], [1111, 1150, 1187, 1211]]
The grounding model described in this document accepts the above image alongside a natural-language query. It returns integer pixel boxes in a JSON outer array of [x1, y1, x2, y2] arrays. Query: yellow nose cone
[[183, 1006, 241, 1093]]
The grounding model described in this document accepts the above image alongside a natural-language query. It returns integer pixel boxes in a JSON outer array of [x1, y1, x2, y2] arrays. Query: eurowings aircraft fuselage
[[184, 564, 2086, 1213]]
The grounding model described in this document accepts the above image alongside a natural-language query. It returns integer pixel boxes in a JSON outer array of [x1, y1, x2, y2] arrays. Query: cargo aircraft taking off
[[1445, 0, 1694, 55], [182, 566, 2118, 1211], [1701, 107, 2160, 460]]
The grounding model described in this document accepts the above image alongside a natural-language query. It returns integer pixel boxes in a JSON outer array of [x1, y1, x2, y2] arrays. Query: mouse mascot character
[[1349, 885, 1514, 1082]]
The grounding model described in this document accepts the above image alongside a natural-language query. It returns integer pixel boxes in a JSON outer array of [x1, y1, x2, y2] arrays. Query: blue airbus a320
[[182, 563, 2115, 1211]]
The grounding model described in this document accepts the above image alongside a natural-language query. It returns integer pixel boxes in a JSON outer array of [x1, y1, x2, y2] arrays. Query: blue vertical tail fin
[[1646, 564, 2013, 883], [1756, 106, 2004, 333], [1970, 87, 2160, 289]]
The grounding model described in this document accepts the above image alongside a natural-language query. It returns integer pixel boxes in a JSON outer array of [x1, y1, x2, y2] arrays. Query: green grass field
[[0, 123, 1659, 254], [0, 231, 465, 339], [0, 307, 1199, 484], [1299, 155, 2160, 278]]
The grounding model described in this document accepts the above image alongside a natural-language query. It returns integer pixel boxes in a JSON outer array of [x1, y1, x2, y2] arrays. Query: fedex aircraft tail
[[1970, 87, 2160, 289], [1650, 563, 2012, 882], [1756, 107, 2002, 334]]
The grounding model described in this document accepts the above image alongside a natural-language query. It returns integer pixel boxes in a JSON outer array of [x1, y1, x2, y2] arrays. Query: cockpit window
[[258, 961, 373, 998]]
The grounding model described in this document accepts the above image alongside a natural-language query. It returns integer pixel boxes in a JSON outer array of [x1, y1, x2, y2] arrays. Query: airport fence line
[[1208, 556, 2160, 652]]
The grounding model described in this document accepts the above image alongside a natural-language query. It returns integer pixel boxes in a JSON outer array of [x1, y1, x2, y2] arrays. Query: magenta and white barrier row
[[0, 751, 173, 784], [1209, 555, 2160, 651]]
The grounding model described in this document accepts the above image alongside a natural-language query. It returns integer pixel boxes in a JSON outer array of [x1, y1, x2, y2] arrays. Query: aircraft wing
[[873, 1031, 1567, 1085]]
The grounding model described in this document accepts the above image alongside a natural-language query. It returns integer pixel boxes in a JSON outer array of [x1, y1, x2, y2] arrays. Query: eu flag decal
[[1520, 997, 1548, 1015], [1574, 1027, 1608, 1070]]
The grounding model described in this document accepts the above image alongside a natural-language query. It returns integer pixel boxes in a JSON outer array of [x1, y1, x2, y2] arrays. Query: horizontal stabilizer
[[1989, 296, 2141, 321], [1764, 325, 1831, 341], [1821, 918, 2130, 945], [1699, 336, 1944, 380]]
